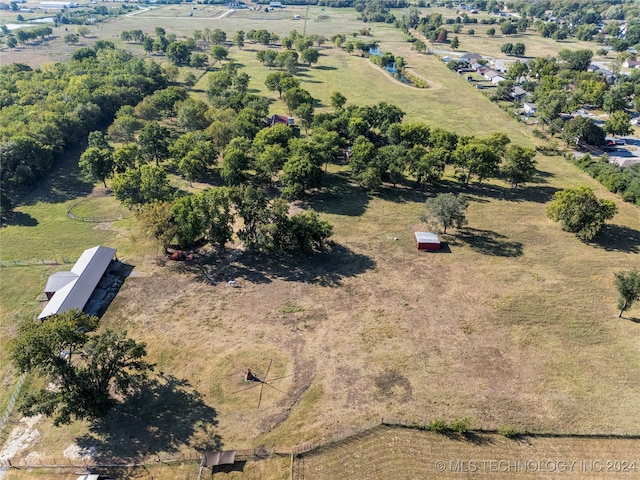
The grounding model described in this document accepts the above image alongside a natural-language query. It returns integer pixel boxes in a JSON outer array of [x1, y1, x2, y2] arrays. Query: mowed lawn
[[1, 4, 640, 472]]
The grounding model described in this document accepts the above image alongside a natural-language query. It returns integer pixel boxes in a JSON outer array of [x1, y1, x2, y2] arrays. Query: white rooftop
[[39, 246, 116, 319], [415, 232, 440, 243]]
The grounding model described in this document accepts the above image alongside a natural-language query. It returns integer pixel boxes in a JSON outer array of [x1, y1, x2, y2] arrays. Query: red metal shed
[[415, 232, 441, 251]]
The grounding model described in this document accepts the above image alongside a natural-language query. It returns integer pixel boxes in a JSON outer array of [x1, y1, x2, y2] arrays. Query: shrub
[[428, 418, 448, 433], [450, 417, 471, 433], [498, 425, 524, 438], [532, 129, 546, 139]]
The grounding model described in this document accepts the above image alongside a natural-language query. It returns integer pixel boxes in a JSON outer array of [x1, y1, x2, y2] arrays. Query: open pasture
[[1, 4, 640, 477]]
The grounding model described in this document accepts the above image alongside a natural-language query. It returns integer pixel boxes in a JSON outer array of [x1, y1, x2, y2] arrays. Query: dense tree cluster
[[500, 42, 526, 57], [312, 105, 538, 192], [571, 155, 640, 205], [354, 0, 408, 23], [0, 45, 167, 220]]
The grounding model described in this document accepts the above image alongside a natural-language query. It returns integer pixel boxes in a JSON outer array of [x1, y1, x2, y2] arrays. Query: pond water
[[369, 47, 410, 83]]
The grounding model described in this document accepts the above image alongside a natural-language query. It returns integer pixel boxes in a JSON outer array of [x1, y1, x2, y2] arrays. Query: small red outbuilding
[[415, 231, 441, 251]]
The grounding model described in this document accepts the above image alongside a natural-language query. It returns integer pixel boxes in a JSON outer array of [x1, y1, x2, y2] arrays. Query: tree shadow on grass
[[591, 224, 640, 254], [463, 183, 560, 204], [451, 228, 524, 257], [76, 374, 221, 458], [310, 171, 369, 216], [186, 244, 376, 287], [313, 65, 337, 71], [377, 183, 428, 204], [442, 431, 494, 446], [426, 178, 559, 204], [18, 141, 94, 206], [5, 211, 39, 227]]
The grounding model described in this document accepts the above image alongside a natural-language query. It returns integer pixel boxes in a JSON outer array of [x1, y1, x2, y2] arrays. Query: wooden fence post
[[290, 452, 294, 480]]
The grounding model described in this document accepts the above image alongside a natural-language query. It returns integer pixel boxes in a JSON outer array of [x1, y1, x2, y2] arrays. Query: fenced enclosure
[[66, 198, 132, 223], [0, 258, 77, 268]]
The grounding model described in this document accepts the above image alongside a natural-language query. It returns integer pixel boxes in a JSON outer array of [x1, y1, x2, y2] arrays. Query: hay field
[[1, 4, 640, 476], [299, 425, 640, 480]]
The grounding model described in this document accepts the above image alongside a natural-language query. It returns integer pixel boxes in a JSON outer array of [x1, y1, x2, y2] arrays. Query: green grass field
[[1, 5, 639, 477]]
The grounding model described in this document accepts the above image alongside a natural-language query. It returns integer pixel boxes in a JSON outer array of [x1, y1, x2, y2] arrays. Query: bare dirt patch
[[0, 416, 41, 462]]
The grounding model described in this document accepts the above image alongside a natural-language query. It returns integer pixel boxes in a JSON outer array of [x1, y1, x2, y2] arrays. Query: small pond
[[369, 47, 411, 84]]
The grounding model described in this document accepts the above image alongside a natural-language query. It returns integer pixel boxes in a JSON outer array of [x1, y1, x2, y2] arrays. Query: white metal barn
[[39, 245, 116, 319]]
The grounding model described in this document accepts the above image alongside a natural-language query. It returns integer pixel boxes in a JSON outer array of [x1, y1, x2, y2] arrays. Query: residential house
[[460, 53, 482, 62], [510, 86, 528, 100], [523, 102, 537, 116], [482, 69, 501, 80]]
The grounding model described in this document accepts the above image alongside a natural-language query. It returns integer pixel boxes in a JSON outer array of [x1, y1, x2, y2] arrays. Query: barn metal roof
[[39, 246, 116, 319], [44, 271, 78, 293], [414, 232, 440, 243]]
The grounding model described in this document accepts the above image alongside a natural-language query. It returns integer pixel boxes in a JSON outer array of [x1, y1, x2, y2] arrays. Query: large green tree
[[604, 110, 632, 137], [199, 187, 235, 251], [136, 200, 178, 251], [112, 164, 173, 207], [614, 270, 640, 318], [562, 116, 605, 147], [79, 147, 114, 187], [558, 49, 593, 71], [172, 195, 205, 247], [11, 310, 152, 426], [221, 147, 249, 186], [166, 41, 193, 66], [281, 153, 323, 199], [349, 135, 379, 190], [210, 45, 229, 65], [502, 145, 537, 187], [421, 193, 469, 234], [139, 121, 171, 166], [177, 98, 210, 132], [546, 186, 618, 241], [453, 140, 501, 184], [410, 146, 447, 189]]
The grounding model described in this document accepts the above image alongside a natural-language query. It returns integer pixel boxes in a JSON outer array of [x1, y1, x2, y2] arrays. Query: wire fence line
[[0, 258, 78, 268], [66, 202, 131, 223], [0, 372, 27, 436], [1, 452, 201, 469], [0, 447, 265, 470], [0, 419, 424, 472]]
